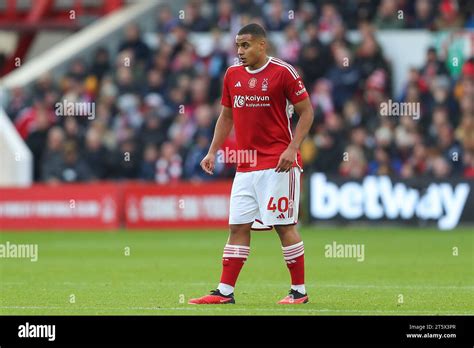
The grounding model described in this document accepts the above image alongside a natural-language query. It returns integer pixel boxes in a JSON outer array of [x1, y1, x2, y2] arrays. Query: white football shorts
[[228, 167, 301, 229]]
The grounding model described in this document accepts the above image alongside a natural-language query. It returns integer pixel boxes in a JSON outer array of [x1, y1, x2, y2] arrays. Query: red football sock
[[219, 244, 250, 287], [282, 241, 305, 287]]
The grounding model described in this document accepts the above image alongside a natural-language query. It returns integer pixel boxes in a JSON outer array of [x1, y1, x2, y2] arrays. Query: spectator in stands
[[110, 138, 140, 179], [63, 116, 85, 149], [318, 2, 343, 41], [141, 69, 166, 97], [15, 93, 56, 140], [455, 101, 474, 152], [342, 98, 363, 128], [369, 146, 402, 176], [410, 0, 435, 29], [6, 87, 29, 122], [313, 128, 345, 174], [428, 155, 452, 178], [213, 0, 234, 31], [278, 24, 302, 65], [83, 127, 110, 179], [264, 0, 289, 31], [90, 47, 111, 82], [434, 0, 464, 30], [437, 122, 464, 174], [331, 22, 353, 50], [42, 131, 92, 183], [139, 143, 159, 181], [206, 29, 229, 101], [118, 23, 151, 65], [463, 150, 474, 177], [26, 110, 51, 181], [419, 47, 449, 87], [408, 141, 429, 177], [350, 125, 374, 162], [54, 141, 93, 182], [184, 130, 213, 181], [339, 144, 368, 178], [327, 43, 361, 111], [115, 64, 138, 95], [181, 1, 211, 32], [32, 72, 57, 98], [362, 69, 389, 130], [294, 2, 315, 31], [156, 4, 178, 34], [137, 111, 168, 153], [233, 0, 262, 16], [155, 141, 183, 184], [373, 0, 405, 29], [113, 94, 143, 136], [66, 58, 88, 82], [298, 23, 332, 86], [355, 32, 391, 86], [41, 126, 65, 183], [169, 24, 192, 60]]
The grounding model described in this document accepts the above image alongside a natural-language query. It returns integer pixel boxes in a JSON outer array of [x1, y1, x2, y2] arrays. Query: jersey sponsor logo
[[295, 87, 306, 96], [233, 95, 270, 108], [234, 81, 241, 87], [248, 77, 257, 88], [295, 80, 306, 96], [233, 95, 245, 108]]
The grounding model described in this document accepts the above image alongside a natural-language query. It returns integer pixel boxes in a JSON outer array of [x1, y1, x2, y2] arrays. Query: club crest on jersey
[[248, 77, 257, 88], [261, 78, 268, 91]]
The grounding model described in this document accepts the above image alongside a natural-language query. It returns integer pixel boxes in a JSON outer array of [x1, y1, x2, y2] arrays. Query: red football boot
[[278, 289, 309, 304], [188, 289, 235, 304]]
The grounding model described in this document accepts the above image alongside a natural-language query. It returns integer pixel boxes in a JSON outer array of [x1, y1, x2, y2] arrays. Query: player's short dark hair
[[237, 23, 266, 38]]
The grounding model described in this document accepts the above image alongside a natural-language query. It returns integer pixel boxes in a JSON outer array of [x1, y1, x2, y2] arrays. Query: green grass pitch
[[0, 227, 472, 315]]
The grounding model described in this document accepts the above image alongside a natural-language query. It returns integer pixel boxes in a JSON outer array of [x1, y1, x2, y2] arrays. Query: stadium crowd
[[6, 0, 474, 183]]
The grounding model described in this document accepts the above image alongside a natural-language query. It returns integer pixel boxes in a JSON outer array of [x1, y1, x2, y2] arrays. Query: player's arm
[[276, 97, 314, 172], [200, 106, 233, 175]]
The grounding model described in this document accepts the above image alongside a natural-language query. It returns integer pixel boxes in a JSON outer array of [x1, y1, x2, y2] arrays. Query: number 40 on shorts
[[267, 196, 293, 213]]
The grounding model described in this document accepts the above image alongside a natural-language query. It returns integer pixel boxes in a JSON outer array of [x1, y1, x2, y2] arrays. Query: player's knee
[[229, 224, 251, 236], [275, 224, 298, 237]]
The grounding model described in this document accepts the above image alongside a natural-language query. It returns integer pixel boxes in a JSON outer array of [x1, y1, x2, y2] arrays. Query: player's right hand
[[200, 153, 215, 175]]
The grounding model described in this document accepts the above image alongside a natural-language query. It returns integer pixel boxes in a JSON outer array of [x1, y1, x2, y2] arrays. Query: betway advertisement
[[309, 173, 472, 230]]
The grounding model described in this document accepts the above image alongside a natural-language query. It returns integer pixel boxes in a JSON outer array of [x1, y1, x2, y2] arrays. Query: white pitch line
[[0, 305, 471, 315], [2, 281, 474, 290]]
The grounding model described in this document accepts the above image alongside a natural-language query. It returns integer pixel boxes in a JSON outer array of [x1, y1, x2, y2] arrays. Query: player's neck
[[247, 55, 269, 71]]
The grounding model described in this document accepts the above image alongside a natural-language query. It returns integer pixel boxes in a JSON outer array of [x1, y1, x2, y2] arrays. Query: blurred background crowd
[[5, 0, 474, 183]]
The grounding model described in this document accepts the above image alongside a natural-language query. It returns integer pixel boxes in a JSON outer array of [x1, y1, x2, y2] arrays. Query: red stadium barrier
[[0, 183, 121, 230], [0, 181, 233, 230], [123, 181, 232, 229]]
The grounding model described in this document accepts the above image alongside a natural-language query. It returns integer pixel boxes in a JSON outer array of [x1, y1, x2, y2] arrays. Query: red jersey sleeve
[[220, 69, 232, 108], [283, 67, 309, 105]]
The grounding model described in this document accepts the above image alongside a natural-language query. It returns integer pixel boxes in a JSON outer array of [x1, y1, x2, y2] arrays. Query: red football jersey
[[221, 56, 309, 172]]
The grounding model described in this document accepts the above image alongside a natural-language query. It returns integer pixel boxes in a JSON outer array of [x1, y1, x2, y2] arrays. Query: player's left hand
[[275, 146, 297, 172]]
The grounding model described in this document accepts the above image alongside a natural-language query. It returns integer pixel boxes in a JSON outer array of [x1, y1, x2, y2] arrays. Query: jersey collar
[[245, 56, 272, 74]]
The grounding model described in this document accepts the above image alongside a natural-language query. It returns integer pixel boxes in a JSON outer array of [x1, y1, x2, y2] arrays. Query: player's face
[[235, 34, 265, 67]]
